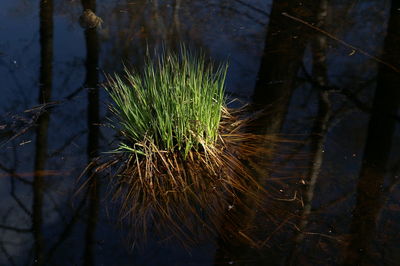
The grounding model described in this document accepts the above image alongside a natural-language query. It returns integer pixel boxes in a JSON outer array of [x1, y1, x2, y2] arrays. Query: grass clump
[[107, 48, 226, 157], [102, 48, 281, 247]]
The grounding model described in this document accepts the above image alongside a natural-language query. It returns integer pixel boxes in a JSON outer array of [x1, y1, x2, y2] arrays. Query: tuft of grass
[[100, 48, 291, 248], [106, 48, 227, 158]]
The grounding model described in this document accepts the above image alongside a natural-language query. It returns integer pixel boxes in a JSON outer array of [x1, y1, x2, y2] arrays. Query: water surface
[[0, 0, 399, 265]]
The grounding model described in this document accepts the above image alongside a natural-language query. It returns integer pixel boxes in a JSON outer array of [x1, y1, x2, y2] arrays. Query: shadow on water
[[215, 0, 321, 264], [214, 1, 354, 265], [33, 0, 53, 264], [80, 0, 101, 265], [0, 0, 400, 265], [343, 1, 400, 265]]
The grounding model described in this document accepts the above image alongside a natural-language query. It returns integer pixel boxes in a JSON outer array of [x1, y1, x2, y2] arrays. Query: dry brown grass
[[89, 106, 297, 248]]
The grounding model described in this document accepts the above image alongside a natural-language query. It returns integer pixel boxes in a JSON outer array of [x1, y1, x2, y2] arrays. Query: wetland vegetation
[[0, 0, 399, 265]]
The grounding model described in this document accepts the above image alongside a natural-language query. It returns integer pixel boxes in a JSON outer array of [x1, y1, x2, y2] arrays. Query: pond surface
[[1, 0, 400, 265]]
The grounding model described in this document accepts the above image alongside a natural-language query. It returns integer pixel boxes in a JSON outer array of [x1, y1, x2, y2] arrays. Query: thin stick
[[282, 12, 400, 73]]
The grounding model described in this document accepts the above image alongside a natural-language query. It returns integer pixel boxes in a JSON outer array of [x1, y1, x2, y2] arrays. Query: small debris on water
[[19, 140, 31, 146], [79, 9, 103, 29]]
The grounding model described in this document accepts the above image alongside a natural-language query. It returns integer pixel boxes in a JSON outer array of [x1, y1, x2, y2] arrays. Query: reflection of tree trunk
[[214, 1, 320, 265], [33, 1, 53, 265], [253, 0, 318, 134], [152, 0, 167, 42], [169, 0, 182, 48], [286, 1, 330, 264], [81, 1, 100, 265], [343, 1, 400, 265]]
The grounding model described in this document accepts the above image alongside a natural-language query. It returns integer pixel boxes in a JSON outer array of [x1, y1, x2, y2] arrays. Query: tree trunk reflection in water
[[81, 0, 100, 265], [214, 1, 319, 265], [286, 0, 331, 264], [33, 1, 53, 265], [343, 1, 400, 264], [252, 0, 318, 134], [170, 0, 183, 49]]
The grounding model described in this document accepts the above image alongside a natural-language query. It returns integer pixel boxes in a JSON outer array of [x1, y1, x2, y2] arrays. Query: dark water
[[1, 0, 399, 265]]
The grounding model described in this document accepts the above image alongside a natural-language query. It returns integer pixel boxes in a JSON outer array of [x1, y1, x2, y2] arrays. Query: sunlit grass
[[106, 48, 226, 158], [101, 48, 286, 247]]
